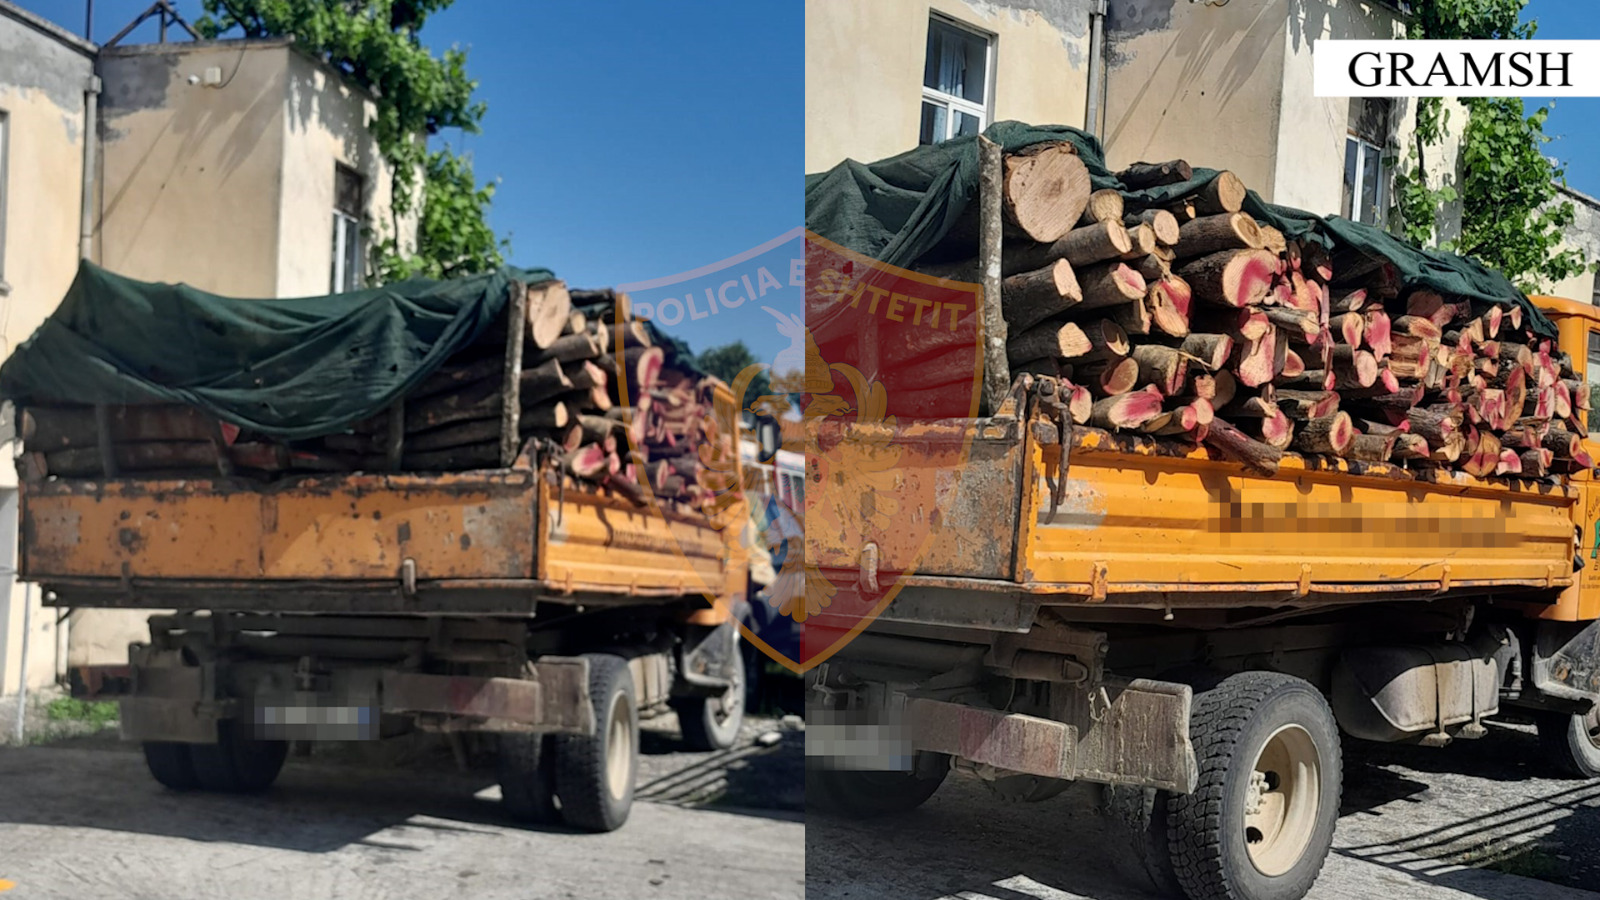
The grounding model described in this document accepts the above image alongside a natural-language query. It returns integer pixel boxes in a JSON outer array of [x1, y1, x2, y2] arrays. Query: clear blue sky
[[15, 0, 801, 359], [1523, 2, 1600, 199]]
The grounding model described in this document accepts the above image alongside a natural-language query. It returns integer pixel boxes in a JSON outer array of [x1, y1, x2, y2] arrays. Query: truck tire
[[188, 720, 289, 793], [1167, 672, 1341, 900], [1536, 709, 1600, 778], [673, 648, 746, 751], [1101, 784, 1182, 898], [553, 653, 637, 832], [497, 733, 558, 823], [142, 742, 198, 791], [807, 752, 949, 818]]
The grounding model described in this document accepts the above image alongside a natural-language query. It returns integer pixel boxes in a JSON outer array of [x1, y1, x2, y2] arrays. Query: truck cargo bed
[[23, 457, 729, 613]]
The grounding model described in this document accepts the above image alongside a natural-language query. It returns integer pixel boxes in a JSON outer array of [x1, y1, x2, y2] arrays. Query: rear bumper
[[77, 658, 594, 743]]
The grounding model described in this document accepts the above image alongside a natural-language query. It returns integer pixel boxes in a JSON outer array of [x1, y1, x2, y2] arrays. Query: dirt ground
[[0, 701, 803, 900], [807, 720, 1600, 900]]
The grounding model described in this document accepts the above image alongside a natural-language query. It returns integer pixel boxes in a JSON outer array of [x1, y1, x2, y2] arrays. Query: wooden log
[[1521, 447, 1553, 477], [562, 310, 588, 336], [1392, 434, 1430, 461], [1282, 348, 1306, 378], [1461, 430, 1503, 478], [1128, 253, 1171, 282], [523, 402, 571, 431], [1292, 412, 1354, 455], [1110, 292, 1154, 336], [1330, 346, 1378, 389], [1232, 329, 1278, 388], [1173, 213, 1263, 259], [1076, 319, 1132, 362], [1361, 419, 1409, 437], [1329, 312, 1366, 349], [1274, 390, 1341, 420], [1347, 433, 1395, 462], [624, 346, 665, 397], [1265, 307, 1320, 342], [1125, 209, 1181, 245], [1202, 418, 1283, 474], [1252, 411, 1294, 452], [1002, 259, 1083, 333], [22, 405, 224, 451], [1132, 344, 1189, 396], [1063, 382, 1093, 424], [1392, 315, 1443, 341], [565, 443, 610, 479], [1177, 250, 1277, 308], [1148, 277, 1191, 337], [1078, 188, 1125, 226], [1089, 386, 1165, 430], [1073, 262, 1147, 312], [1000, 141, 1093, 242], [1118, 159, 1193, 189], [602, 321, 653, 351], [1077, 357, 1141, 397], [1364, 309, 1393, 359], [1301, 242, 1334, 284], [1329, 288, 1369, 314], [1007, 320, 1091, 365], [1179, 333, 1234, 371], [1166, 197, 1197, 223], [524, 281, 575, 351], [1404, 406, 1459, 447], [997, 222, 1133, 276], [528, 331, 605, 367], [1258, 225, 1288, 256], [1281, 368, 1337, 392], [519, 356, 575, 404], [1193, 171, 1246, 215], [1121, 224, 1158, 259]]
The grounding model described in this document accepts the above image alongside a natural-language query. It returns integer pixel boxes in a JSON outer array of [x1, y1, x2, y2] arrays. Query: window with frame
[[1342, 98, 1391, 227], [330, 164, 363, 293], [920, 16, 992, 146]]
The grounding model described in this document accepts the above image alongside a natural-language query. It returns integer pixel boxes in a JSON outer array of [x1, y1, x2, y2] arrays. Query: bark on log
[[1202, 418, 1283, 474], [1347, 433, 1396, 462], [1173, 213, 1263, 259], [1125, 209, 1181, 245], [1194, 171, 1246, 215], [1178, 250, 1277, 308], [1077, 319, 1132, 361], [1121, 224, 1158, 259], [1077, 357, 1141, 397], [1118, 159, 1193, 189], [1008, 320, 1091, 364], [1179, 333, 1234, 371], [1274, 390, 1341, 420], [1089, 386, 1165, 430], [1132, 344, 1189, 396], [1292, 412, 1354, 455], [1392, 434, 1430, 461], [1002, 259, 1083, 333], [1074, 262, 1147, 312]]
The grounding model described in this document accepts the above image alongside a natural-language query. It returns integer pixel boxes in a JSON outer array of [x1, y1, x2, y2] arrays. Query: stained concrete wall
[[277, 49, 408, 296], [805, 0, 1094, 173], [1103, 0, 1289, 199], [1542, 186, 1600, 304], [97, 40, 290, 296], [0, 2, 94, 694]]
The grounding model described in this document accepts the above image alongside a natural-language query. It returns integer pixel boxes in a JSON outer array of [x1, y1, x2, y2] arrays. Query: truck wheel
[[553, 653, 637, 832], [673, 650, 746, 751], [1167, 672, 1341, 900], [808, 752, 949, 818], [497, 733, 558, 823], [189, 720, 289, 793], [1536, 709, 1600, 778], [142, 742, 198, 791], [1101, 784, 1182, 897]]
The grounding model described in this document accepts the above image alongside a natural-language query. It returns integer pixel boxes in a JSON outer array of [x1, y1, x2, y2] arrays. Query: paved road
[[0, 719, 803, 900], [807, 721, 1600, 900]]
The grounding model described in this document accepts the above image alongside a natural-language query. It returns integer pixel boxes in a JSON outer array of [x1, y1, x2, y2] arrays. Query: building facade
[[806, 0, 1419, 232], [0, 0, 413, 695]]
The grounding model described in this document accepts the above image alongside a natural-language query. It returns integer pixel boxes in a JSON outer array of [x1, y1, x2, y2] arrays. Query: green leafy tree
[[1394, 0, 1586, 291], [697, 341, 775, 411], [197, 0, 505, 282]]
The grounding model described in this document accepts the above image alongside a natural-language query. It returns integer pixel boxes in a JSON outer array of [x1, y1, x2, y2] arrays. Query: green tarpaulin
[[804, 121, 1556, 339], [0, 261, 555, 440]]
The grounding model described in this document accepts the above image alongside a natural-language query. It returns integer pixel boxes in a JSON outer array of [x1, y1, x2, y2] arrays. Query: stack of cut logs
[[19, 284, 736, 512], [926, 143, 1595, 477]]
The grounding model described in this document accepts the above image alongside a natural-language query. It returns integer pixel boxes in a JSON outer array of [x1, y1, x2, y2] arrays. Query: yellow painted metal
[[1019, 438, 1574, 594], [538, 477, 727, 597], [1528, 296, 1600, 621], [22, 471, 537, 581]]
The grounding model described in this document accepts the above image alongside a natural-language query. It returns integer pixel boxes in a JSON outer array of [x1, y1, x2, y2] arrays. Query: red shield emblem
[[793, 231, 984, 669]]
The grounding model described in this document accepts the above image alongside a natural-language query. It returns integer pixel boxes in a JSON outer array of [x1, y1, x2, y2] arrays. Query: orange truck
[[805, 296, 1600, 898], [17, 303, 755, 835]]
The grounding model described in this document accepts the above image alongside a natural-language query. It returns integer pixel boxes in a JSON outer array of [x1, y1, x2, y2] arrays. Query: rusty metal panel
[[806, 418, 1023, 580], [21, 471, 536, 581], [382, 657, 592, 734], [908, 698, 1073, 779]]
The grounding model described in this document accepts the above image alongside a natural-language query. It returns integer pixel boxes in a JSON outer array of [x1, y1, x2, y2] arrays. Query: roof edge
[[100, 35, 294, 57], [0, 0, 97, 57]]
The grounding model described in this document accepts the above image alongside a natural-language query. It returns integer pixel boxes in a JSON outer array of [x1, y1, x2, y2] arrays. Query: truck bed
[[808, 416, 1578, 628], [22, 455, 732, 614]]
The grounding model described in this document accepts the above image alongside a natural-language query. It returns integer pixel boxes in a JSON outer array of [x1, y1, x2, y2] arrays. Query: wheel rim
[[1243, 724, 1321, 877], [713, 660, 745, 727], [604, 695, 632, 800], [1581, 707, 1600, 751]]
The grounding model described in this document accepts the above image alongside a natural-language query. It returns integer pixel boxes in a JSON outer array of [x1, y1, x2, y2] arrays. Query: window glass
[[1341, 140, 1358, 220], [920, 102, 945, 146], [1359, 143, 1382, 225], [924, 19, 986, 103]]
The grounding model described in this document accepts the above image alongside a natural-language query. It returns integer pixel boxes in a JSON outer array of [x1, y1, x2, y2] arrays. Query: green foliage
[[1397, 0, 1588, 292], [197, 0, 504, 283], [697, 341, 774, 410], [45, 697, 119, 727]]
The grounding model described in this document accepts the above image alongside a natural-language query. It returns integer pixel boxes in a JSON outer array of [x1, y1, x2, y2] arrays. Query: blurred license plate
[[252, 700, 378, 740]]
